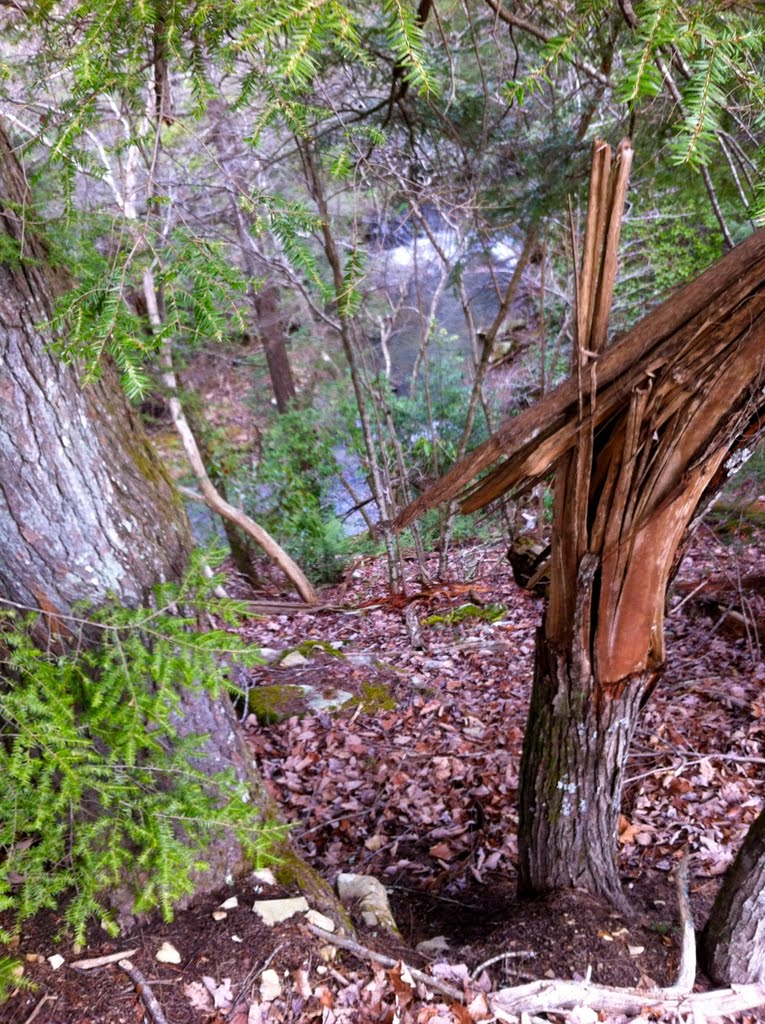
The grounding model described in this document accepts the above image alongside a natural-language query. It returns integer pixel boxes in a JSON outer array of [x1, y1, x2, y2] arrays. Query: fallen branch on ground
[[70, 948, 139, 970], [117, 959, 168, 1024], [306, 924, 465, 1003], [490, 979, 765, 1018], [491, 854, 765, 1019]]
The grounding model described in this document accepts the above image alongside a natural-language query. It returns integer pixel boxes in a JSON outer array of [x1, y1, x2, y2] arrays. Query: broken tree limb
[[396, 226, 765, 528]]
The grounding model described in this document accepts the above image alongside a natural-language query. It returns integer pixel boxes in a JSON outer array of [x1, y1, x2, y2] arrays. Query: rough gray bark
[[517, 582, 647, 907], [0, 126, 190, 618], [0, 122, 340, 923], [700, 807, 765, 984]]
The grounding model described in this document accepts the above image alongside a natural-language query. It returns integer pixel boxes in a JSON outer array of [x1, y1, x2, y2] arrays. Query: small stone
[[346, 653, 373, 667], [258, 647, 281, 663], [415, 936, 451, 955], [253, 897, 309, 926], [47, 955, 65, 971], [212, 910, 227, 921], [364, 834, 385, 852], [628, 945, 645, 956], [219, 896, 239, 910], [253, 868, 277, 886], [232, 935, 243, 943], [279, 651, 308, 668], [305, 909, 335, 932], [260, 968, 282, 1002], [155, 941, 181, 964]]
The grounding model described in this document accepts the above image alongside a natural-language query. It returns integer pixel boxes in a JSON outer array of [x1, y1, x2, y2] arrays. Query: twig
[[21, 994, 57, 1024], [70, 948, 139, 970], [117, 959, 168, 1024], [228, 944, 283, 1017], [306, 924, 465, 1003], [471, 950, 535, 979]]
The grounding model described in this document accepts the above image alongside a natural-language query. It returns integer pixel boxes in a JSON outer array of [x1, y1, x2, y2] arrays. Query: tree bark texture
[[518, 573, 647, 905], [700, 806, 765, 984], [0, 124, 342, 922], [0, 128, 191, 620]]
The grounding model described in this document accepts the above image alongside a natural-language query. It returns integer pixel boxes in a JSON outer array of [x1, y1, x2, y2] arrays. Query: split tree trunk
[[399, 143, 765, 922], [700, 807, 765, 984]]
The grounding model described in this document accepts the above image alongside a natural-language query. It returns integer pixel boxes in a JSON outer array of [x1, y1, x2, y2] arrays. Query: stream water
[[187, 214, 526, 543], [367, 212, 523, 385]]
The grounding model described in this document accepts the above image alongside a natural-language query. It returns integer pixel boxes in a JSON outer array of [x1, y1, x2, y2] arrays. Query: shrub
[[0, 551, 282, 944], [239, 406, 353, 583]]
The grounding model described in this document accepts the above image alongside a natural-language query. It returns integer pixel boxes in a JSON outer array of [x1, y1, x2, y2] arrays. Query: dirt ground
[[2, 523, 764, 1024]]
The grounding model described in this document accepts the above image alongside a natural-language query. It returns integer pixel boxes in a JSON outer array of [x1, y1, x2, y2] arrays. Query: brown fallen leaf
[[428, 842, 457, 861]]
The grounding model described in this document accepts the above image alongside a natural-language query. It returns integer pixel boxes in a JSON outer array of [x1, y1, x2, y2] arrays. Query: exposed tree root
[[490, 980, 765, 1019]]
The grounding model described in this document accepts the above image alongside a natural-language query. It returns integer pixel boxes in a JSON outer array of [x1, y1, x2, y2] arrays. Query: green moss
[[294, 639, 345, 658], [343, 681, 397, 712], [245, 684, 310, 724], [424, 603, 507, 627]]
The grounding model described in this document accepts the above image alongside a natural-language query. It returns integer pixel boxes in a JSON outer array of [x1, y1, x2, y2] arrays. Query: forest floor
[[3, 518, 765, 1024]]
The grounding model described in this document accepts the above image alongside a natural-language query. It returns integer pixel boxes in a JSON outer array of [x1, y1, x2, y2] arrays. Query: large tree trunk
[[0, 123, 338, 925], [700, 807, 765, 984], [0, 132, 190, 617]]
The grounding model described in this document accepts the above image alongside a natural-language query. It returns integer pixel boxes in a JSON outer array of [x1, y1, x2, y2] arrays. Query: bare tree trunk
[[700, 807, 765, 984], [253, 282, 297, 413]]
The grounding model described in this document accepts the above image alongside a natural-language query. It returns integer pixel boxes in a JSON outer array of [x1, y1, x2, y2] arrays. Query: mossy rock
[[245, 684, 312, 724], [294, 639, 345, 658], [424, 603, 506, 627], [343, 681, 397, 713], [244, 683, 356, 724]]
